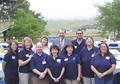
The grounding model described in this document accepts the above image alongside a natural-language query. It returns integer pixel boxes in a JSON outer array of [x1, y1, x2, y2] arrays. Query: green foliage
[[96, 0, 120, 36], [6, 9, 48, 37]]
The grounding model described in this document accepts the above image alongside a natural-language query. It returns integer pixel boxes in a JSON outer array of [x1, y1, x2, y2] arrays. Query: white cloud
[[28, 0, 113, 20]]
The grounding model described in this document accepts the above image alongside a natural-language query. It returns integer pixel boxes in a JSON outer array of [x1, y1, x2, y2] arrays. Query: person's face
[[25, 40, 31, 49], [51, 48, 58, 57], [86, 38, 93, 46], [76, 31, 83, 39], [36, 43, 42, 54], [100, 44, 107, 54], [66, 46, 73, 54], [11, 42, 18, 51], [59, 29, 66, 39], [41, 38, 48, 46]]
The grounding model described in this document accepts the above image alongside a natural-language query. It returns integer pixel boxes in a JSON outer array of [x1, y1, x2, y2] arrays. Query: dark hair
[[50, 44, 59, 56], [85, 36, 94, 46], [63, 43, 76, 55], [8, 40, 18, 54], [96, 42, 114, 62], [76, 29, 83, 34]]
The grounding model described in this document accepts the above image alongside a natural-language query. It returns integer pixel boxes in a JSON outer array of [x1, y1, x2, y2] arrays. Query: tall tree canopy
[[96, 0, 120, 37], [0, 0, 49, 38]]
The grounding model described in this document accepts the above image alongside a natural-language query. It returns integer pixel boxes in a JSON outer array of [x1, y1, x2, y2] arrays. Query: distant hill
[[45, 20, 94, 35]]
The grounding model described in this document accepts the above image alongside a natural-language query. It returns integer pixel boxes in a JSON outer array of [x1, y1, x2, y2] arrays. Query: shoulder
[[65, 37, 71, 41], [72, 39, 77, 43], [5, 52, 12, 57]]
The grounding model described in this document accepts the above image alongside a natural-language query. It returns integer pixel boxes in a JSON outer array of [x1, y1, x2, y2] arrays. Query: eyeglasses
[[76, 33, 83, 35]]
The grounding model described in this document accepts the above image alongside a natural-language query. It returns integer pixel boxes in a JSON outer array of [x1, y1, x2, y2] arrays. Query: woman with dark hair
[[79, 36, 98, 84], [2, 41, 19, 84], [91, 42, 116, 84], [18, 37, 34, 84], [63, 43, 81, 84], [47, 44, 65, 84]]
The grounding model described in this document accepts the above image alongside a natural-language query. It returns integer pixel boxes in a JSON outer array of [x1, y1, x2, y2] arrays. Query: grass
[[45, 20, 93, 35]]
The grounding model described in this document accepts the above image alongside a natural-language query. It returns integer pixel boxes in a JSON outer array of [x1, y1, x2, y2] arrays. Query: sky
[[28, 0, 113, 20]]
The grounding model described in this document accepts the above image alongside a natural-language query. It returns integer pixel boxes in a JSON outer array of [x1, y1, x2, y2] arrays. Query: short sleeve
[[18, 51, 25, 60], [30, 57, 36, 70], [76, 54, 81, 64], [46, 57, 50, 68], [111, 56, 116, 64], [91, 56, 96, 66], [61, 57, 65, 67], [4, 53, 10, 62]]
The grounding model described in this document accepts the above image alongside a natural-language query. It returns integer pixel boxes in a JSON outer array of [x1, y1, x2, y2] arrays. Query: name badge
[[74, 46, 77, 49], [42, 61, 46, 64], [64, 58, 68, 61], [91, 54, 95, 57], [26, 54, 29, 57], [105, 56, 110, 60], [12, 56, 16, 59], [57, 59, 61, 63]]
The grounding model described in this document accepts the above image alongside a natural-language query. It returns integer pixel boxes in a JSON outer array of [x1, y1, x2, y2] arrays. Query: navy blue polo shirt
[[80, 46, 98, 77], [4, 52, 18, 78], [47, 56, 65, 84], [18, 49, 34, 73], [30, 52, 49, 77], [91, 53, 116, 76], [63, 54, 80, 80], [72, 39, 85, 55]]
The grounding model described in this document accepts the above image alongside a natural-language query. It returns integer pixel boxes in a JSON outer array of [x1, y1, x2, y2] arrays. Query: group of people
[[2, 28, 116, 84]]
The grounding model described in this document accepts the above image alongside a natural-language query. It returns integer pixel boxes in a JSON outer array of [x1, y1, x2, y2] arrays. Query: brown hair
[[63, 43, 76, 55], [85, 36, 94, 46], [76, 29, 83, 34], [22, 37, 33, 50], [50, 44, 59, 56], [8, 40, 18, 54], [96, 42, 114, 62], [40, 36, 49, 46]]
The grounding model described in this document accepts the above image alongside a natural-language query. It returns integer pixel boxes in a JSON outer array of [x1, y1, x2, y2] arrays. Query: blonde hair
[[40, 36, 49, 46], [22, 37, 33, 50]]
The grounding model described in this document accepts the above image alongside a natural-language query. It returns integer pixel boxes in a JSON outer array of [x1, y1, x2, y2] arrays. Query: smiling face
[[41, 37, 48, 46], [11, 42, 18, 52], [36, 43, 43, 54], [59, 29, 66, 39], [25, 40, 31, 50], [66, 46, 73, 55], [100, 43, 108, 54], [51, 48, 58, 57], [86, 37, 94, 46], [76, 30, 83, 39]]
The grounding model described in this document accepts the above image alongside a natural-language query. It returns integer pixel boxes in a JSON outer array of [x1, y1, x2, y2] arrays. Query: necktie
[[60, 39, 64, 51]]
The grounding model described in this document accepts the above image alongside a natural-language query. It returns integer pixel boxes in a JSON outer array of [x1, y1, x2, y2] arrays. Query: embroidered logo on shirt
[[105, 56, 110, 60], [64, 58, 68, 61], [12, 56, 16, 59], [42, 59, 46, 64], [73, 57, 76, 60], [56, 59, 61, 63], [26, 54, 29, 57]]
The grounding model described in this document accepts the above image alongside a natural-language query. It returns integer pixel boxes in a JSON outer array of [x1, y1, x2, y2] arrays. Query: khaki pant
[[83, 76, 94, 84], [19, 72, 33, 84], [32, 75, 49, 84], [65, 79, 78, 84]]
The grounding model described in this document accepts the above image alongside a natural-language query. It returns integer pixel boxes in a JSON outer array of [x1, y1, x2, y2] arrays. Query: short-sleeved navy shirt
[[63, 54, 80, 80], [30, 52, 49, 77], [18, 49, 34, 73], [4, 52, 18, 78], [72, 39, 85, 55], [80, 46, 98, 77], [47, 56, 65, 84], [91, 53, 116, 76]]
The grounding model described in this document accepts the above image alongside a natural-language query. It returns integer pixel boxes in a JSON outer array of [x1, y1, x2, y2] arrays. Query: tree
[[6, 9, 48, 37], [96, 0, 120, 38]]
